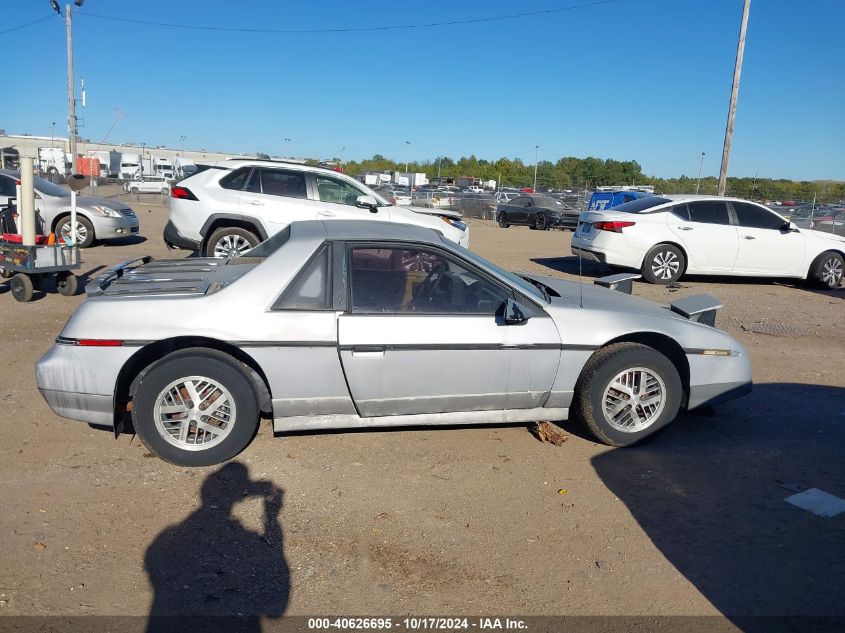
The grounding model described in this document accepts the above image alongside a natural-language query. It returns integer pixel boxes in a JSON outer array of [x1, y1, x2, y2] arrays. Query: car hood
[[400, 204, 462, 219], [805, 228, 845, 243], [521, 273, 686, 320], [42, 195, 132, 211]]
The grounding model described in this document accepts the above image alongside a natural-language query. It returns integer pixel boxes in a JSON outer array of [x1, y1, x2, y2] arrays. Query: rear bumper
[[38, 388, 114, 427], [164, 219, 200, 251], [571, 246, 606, 264]]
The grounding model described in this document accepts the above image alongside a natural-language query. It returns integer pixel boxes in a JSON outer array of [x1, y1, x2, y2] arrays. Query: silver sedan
[[36, 220, 751, 466]]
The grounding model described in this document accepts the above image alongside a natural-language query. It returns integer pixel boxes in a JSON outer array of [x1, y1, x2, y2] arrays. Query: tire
[[10, 273, 33, 302], [808, 251, 844, 288], [641, 243, 685, 284], [56, 215, 95, 248], [0, 265, 12, 279], [534, 213, 548, 230], [56, 271, 78, 296], [47, 167, 58, 176], [572, 342, 682, 447], [132, 349, 260, 467], [204, 226, 261, 258], [130, 187, 140, 194], [498, 213, 509, 228]]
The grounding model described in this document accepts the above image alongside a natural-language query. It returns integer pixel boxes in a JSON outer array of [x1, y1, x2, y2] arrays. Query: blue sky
[[2, 0, 843, 180]]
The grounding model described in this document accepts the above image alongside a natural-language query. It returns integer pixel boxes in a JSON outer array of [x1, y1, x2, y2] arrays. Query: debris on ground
[[558, 489, 568, 495], [529, 421, 568, 446]]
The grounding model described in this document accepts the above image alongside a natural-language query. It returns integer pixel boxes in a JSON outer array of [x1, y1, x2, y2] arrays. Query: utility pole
[[65, 3, 79, 173], [533, 145, 539, 192], [696, 152, 705, 194], [718, 0, 751, 196]]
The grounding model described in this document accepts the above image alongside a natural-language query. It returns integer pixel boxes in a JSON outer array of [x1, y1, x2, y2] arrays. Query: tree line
[[329, 154, 844, 204]]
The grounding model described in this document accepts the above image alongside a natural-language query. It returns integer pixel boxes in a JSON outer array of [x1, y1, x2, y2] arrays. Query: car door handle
[[351, 345, 385, 358], [318, 210, 336, 217], [677, 226, 694, 231], [244, 198, 264, 206], [743, 235, 756, 240]]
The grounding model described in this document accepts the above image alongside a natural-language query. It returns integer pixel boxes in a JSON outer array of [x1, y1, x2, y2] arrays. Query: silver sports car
[[36, 220, 752, 466]]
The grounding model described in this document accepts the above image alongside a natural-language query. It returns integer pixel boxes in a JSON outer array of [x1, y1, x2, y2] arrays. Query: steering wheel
[[408, 262, 448, 311]]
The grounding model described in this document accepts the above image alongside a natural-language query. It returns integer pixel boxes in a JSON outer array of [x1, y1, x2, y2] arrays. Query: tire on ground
[[497, 213, 509, 228], [132, 348, 261, 467], [535, 213, 547, 230], [56, 215, 95, 248], [204, 226, 260, 258], [641, 243, 685, 284], [808, 251, 844, 288], [571, 342, 682, 447]]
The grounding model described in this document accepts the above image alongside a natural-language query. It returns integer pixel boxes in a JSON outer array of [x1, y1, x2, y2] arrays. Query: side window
[[0, 177, 16, 197], [273, 245, 330, 310], [316, 175, 365, 206], [688, 201, 731, 225], [244, 168, 261, 193], [258, 169, 307, 199], [219, 167, 251, 191], [733, 202, 785, 230], [349, 246, 509, 315], [622, 195, 635, 203], [670, 203, 690, 221]]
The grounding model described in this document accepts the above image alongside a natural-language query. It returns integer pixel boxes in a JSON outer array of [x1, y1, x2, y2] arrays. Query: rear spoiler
[[669, 294, 723, 327], [86, 256, 154, 297]]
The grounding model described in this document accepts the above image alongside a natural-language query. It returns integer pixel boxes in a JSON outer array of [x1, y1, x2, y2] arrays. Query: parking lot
[[0, 198, 842, 622]]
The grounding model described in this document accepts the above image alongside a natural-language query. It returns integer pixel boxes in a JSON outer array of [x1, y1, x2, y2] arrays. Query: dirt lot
[[0, 193, 843, 624]]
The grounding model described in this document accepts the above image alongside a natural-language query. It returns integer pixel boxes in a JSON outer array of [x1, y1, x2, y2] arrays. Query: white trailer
[[38, 147, 71, 176], [87, 150, 121, 178], [119, 153, 142, 180]]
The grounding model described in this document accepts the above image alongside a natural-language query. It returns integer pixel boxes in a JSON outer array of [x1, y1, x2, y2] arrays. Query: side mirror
[[503, 297, 528, 325], [355, 195, 379, 213], [781, 221, 799, 233]]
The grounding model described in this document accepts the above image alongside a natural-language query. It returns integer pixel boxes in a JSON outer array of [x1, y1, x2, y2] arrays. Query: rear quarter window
[[219, 167, 251, 191]]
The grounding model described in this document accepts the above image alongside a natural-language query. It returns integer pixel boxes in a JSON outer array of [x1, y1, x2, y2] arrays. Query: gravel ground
[[0, 194, 842, 623]]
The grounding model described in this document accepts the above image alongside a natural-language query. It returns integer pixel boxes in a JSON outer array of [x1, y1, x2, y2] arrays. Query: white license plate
[[577, 222, 593, 237]]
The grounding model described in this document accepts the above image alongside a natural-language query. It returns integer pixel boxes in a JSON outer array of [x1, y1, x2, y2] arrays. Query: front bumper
[[686, 341, 753, 410], [164, 219, 201, 251], [90, 214, 140, 240]]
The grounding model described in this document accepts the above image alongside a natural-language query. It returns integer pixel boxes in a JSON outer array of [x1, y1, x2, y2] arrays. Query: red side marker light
[[77, 339, 123, 347]]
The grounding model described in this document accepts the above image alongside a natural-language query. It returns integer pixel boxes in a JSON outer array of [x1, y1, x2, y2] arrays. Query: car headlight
[[89, 205, 122, 218]]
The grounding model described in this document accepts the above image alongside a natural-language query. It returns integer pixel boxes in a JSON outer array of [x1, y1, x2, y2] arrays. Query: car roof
[[292, 219, 443, 244], [215, 158, 345, 178], [659, 194, 759, 203]]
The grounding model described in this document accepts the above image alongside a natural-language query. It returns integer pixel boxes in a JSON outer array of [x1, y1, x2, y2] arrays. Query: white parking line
[[785, 488, 845, 518]]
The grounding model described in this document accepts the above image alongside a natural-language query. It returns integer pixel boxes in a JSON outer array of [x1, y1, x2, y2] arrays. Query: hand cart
[[1, 200, 82, 303]]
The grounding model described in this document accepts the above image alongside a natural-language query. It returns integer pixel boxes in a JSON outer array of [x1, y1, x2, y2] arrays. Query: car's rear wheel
[[534, 213, 548, 230], [572, 342, 682, 447], [205, 226, 260, 258], [57, 215, 95, 248], [498, 212, 509, 228], [130, 187, 140, 194], [132, 349, 260, 467], [808, 251, 843, 288], [641, 244, 684, 284]]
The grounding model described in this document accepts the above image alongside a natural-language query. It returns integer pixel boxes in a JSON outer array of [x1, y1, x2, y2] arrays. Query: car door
[[505, 197, 527, 223], [240, 167, 315, 233], [666, 201, 739, 272], [730, 201, 806, 274], [313, 173, 389, 222], [337, 243, 560, 417]]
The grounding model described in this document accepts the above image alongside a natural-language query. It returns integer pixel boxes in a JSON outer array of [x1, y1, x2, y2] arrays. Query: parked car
[[123, 175, 172, 195], [495, 191, 521, 204], [497, 195, 579, 230], [571, 195, 845, 287], [37, 219, 751, 466], [377, 187, 412, 206], [411, 190, 453, 208], [458, 193, 497, 218], [0, 170, 139, 248], [164, 160, 468, 257], [587, 190, 654, 211]]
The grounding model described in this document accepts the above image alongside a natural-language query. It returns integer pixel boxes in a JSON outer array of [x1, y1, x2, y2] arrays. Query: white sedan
[[571, 195, 844, 287]]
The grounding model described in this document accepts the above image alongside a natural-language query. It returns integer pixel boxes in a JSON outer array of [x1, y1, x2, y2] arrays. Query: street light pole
[[718, 0, 752, 196], [338, 146, 346, 169], [696, 152, 705, 194], [50, 121, 56, 148], [180, 135, 186, 153], [404, 140, 411, 174], [533, 145, 539, 192]]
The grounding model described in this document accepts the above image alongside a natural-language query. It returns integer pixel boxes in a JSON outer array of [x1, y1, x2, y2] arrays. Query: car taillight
[[593, 221, 635, 233], [170, 186, 197, 200]]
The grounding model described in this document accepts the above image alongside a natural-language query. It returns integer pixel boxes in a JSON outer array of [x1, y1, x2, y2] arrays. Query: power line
[[0, 13, 56, 36], [79, 0, 622, 34]]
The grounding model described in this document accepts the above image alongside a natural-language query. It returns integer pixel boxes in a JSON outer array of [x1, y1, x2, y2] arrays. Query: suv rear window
[[219, 167, 251, 191], [609, 196, 669, 213]]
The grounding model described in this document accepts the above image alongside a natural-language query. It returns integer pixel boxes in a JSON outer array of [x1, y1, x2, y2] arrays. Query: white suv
[[165, 160, 469, 257], [571, 194, 845, 287]]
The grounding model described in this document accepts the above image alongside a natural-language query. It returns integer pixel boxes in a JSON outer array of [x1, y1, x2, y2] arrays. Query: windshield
[[443, 238, 546, 303], [609, 196, 669, 213], [35, 177, 71, 197]]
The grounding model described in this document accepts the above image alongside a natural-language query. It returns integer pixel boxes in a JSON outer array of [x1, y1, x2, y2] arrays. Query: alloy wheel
[[153, 376, 236, 451], [822, 256, 843, 287], [60, 220, 88, 245], [602, 367, 666, 433], [213, 234, 252, 258], [651, 251, 680, 280]]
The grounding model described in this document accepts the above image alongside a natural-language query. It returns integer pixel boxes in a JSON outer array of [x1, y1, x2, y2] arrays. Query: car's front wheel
[[56, 215, 95, 248], [641, 244, 685, 284], [132, 349, 260, 467], [498, 212, 509, 228], [205, 226, 260, 258], [808, 251, 843, 288], [572, 342, 682, 447], [534, 213, 548, 230]]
